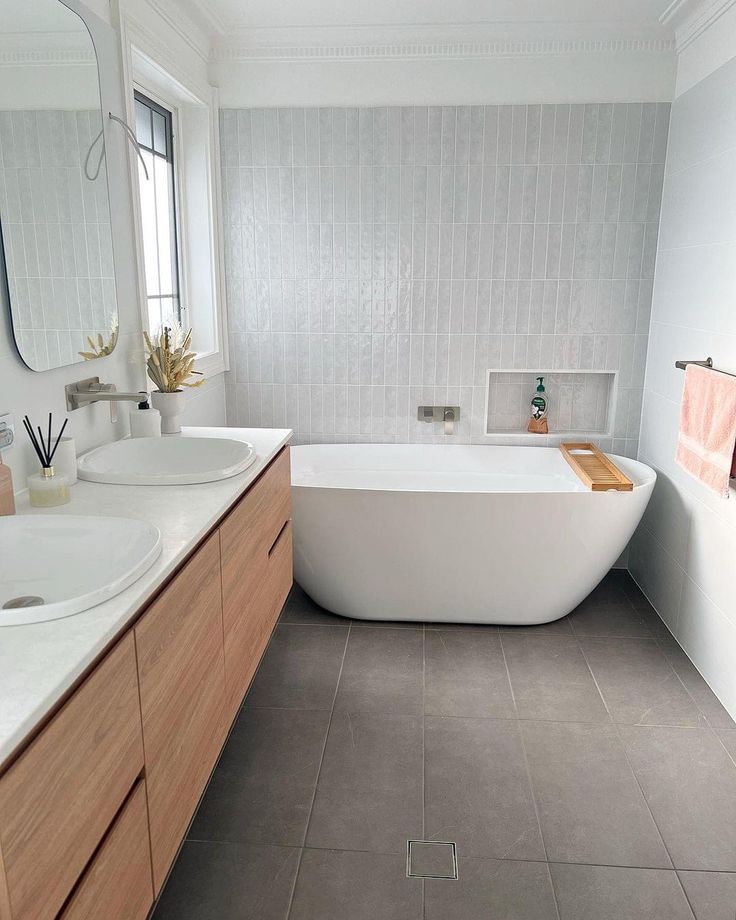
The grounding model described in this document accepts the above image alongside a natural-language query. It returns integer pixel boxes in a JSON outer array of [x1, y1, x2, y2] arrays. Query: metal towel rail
[[675, 358, 736, 379]]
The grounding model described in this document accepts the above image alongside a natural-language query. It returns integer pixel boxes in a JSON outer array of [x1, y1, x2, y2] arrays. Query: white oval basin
[[0, 515, 161, 626], [77, 437, 256, 485]]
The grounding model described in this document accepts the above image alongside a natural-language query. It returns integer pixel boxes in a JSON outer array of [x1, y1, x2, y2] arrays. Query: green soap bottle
[[528, 376, 549, 433]]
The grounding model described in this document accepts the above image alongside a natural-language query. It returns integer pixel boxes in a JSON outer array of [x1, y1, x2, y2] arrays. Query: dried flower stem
[[143, 323, 204, 393]]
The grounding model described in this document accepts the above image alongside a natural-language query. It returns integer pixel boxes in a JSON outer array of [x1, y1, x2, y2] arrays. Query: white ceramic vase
[[151, 390, 185, 435]]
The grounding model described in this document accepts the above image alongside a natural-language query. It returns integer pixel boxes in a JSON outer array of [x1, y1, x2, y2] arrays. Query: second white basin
[[0, 515, 161, 626], [78, 436, 257, 485]]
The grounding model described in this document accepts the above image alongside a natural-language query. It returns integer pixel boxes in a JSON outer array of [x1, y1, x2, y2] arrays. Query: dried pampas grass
[[143, 323, 204, 393]]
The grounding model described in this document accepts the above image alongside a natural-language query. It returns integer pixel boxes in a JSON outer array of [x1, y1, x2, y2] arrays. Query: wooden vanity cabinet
[[59, 780, 153, 920], [0, 447, 293, 918], [220, 447, 293, 719], [0, 634, 144, 920], [134, 530, 228, 894]]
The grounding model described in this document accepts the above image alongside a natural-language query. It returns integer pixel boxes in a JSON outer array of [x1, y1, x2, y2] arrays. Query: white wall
[[631, 33, 736, 718], [212, 50, 676, 110], [0, 65, 101, 111]]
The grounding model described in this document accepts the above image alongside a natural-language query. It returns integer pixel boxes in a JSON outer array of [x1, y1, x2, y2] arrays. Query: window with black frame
[[134, 91, 182, 333]]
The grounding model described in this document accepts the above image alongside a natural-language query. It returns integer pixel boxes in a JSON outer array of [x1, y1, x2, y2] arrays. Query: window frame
[[133, 88, 185, 333], [121, 25, 230, 380]]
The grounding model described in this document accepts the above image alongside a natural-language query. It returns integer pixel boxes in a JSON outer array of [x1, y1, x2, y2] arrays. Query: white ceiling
[[197, 0, 676, 37]]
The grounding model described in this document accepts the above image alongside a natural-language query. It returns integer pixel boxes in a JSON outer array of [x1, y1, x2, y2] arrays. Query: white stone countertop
[[0, 426, 292, 769]]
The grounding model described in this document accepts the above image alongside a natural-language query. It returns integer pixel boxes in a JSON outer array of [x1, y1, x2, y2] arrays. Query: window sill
[[195, 351, 227, 380]]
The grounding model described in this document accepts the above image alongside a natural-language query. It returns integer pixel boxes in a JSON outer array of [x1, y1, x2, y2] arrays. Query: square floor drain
[[406, 840, 458, 879]]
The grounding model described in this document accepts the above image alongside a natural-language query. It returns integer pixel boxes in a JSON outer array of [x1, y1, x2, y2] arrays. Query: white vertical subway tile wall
[[0, 110, 116, 370], [220, 103, 669, 452]]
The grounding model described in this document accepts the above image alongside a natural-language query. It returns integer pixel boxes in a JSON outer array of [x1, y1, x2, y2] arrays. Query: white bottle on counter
[[129, 396, 162, 438]]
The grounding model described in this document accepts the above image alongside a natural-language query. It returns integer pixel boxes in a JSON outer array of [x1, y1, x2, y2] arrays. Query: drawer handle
[[268, 520, 290, 557]]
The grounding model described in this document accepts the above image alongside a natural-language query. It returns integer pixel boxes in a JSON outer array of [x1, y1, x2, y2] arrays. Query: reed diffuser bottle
[[23, 414, 71, 507]]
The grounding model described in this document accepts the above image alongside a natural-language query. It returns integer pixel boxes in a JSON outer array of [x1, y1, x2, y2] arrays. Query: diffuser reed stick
[[23, 414, 68, 469]]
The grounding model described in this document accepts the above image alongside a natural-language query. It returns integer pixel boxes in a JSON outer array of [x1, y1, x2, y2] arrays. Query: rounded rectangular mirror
[[0, 0, 118, 372]]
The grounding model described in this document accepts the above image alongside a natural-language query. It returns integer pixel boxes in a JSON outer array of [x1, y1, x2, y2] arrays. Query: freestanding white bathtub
[[291, 444, 656, 625]]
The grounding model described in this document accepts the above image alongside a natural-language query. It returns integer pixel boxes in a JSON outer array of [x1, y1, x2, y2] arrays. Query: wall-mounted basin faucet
[[66, 377, 145, 423], [417, 406, 460, 435]]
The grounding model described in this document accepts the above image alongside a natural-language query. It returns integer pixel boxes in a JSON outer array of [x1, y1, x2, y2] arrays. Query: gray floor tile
[[289, 848, 422, 920], [620, 725, 736, 870], [579, 573, 630, 607], [581, 638, 703, 726], [333, 628, 423, 714], [657, 637, 736, 730], [425, 858, 558, 920], [246, 625, 348, 710], [569, 602, 655, 638], [279, 585, 352, 626], [502, 635, 610, 722], [678, 870, 736, 920], [633, 598, 673, 637], [306, 711, 423, 854], [521, 720, 671, 868], [620, 574, 657, 608], [550, 864, 694, 920], [619, 580, 673, 636], [718, 729, 736, 762], [424, 716, 545, 860], [499, 617, 573, 636], [188, 708, 330, 847], [153, 841, 299, 920], [424, 627, 516, 719], [407, 840, 456, 878]]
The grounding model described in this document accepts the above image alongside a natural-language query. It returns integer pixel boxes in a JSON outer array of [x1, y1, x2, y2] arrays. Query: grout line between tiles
[[181, 837, 736, 875], [577, 639, 681, 881], [497, 626, 555, 920], [284, 622, 352, 920], [243, 700, 722, 729]]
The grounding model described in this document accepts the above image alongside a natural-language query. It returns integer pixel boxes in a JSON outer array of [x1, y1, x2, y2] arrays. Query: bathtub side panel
[[291, 486, 652, 624]]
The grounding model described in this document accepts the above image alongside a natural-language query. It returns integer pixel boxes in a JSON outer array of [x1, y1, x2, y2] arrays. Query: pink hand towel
[[675, 363, 736, 498]]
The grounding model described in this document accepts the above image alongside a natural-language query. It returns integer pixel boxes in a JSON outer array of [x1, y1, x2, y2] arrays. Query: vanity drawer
[[135, 530, 227, 893], [60, 780, 153, 920], [0, 634, 143, 920], [220, 448, 292, 716]]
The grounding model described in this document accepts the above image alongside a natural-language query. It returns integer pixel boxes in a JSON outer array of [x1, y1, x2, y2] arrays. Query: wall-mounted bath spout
[[417, 406, 460, 435]]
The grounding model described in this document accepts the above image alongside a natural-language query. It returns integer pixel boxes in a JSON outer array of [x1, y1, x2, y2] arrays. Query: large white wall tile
[[629, 524, 684, 635], [677, 576, 736, 720], [631, 52, 736, 722]]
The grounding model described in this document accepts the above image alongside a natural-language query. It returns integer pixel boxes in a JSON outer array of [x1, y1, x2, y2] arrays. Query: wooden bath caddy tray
[[559, 442, 633, 492]]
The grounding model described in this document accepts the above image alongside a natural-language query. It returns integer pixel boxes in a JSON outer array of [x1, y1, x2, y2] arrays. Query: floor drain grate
[[406, 840, 458, 880]]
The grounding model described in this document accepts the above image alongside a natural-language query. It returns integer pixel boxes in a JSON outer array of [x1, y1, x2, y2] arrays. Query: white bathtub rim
[[291, 444, 655, 495]]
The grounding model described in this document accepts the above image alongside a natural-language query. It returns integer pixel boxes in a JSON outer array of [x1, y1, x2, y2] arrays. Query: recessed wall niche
[[485, 369, 616, 437]]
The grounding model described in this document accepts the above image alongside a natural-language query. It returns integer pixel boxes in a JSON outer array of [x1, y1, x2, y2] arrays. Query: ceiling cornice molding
[[212, 37, 675, 64], [0, 49, 96, 66], [659, 0, 736, 50]]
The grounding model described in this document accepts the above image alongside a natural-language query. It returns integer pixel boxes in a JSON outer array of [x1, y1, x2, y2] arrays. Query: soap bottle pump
[[129, 393, 162, 438], [527, 376, 549, 434]]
